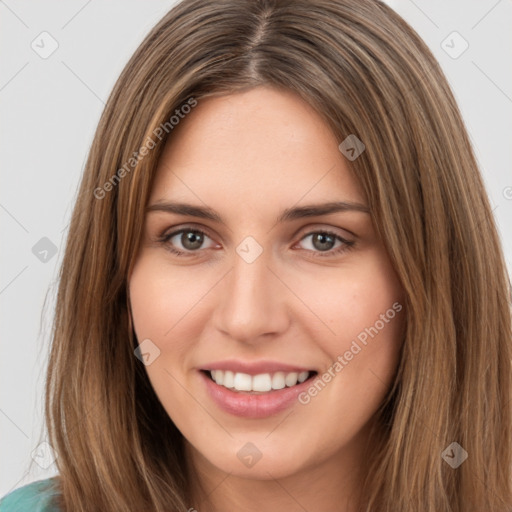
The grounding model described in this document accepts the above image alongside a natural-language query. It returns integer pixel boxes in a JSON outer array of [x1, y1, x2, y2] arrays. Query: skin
[[128, 85, 405, 512]]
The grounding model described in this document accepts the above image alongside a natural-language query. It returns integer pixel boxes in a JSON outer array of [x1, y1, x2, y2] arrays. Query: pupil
[[314, 233, 334, 251], [182, 231, 203, 250]]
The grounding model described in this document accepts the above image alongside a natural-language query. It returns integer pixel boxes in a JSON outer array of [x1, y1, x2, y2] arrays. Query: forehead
[[150, 86, 365, 211]]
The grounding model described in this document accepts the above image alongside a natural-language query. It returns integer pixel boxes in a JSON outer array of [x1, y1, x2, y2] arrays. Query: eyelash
[[157, 226, 356, 259]]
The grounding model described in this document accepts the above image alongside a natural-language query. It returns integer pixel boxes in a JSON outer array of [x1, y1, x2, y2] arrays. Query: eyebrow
[[146, 200, 370, 223]]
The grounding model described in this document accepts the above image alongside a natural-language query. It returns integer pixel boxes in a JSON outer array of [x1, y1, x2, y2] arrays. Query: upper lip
[[200, 359, 315, 375]]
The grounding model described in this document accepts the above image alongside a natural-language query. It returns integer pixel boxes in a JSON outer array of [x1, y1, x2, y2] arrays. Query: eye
[[295, 230, 355, 258], [158, 226, 355, 259], [159, 227, 218, 256]]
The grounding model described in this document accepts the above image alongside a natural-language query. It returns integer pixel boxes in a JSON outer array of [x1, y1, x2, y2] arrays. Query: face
[[129, 85, 405, 483]]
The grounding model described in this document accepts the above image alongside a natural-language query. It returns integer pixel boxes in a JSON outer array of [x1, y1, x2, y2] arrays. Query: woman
[[1, 0, 511, 510]]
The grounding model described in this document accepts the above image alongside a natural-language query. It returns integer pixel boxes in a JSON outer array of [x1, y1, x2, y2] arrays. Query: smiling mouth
[[202, 369, 318, 394]]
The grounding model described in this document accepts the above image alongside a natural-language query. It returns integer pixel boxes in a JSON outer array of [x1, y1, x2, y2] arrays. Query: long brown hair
[[40, 0, 512, 510]]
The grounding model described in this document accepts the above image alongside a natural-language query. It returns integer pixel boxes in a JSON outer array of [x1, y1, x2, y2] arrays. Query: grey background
[[1, 0, 511, 496]]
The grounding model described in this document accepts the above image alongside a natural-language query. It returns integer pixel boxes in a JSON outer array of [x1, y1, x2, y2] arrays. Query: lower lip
[[199, 370, 314, 419]]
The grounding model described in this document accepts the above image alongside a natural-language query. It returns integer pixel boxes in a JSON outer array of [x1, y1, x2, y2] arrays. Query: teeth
[[271, 372, 286, 390], [233, 372, 252, 391], [252, 373, 272, 392], [209, 370, 312, 392], [223, 370, 235, 388], [298, 371, 309, 383], [285, 372, 298, 387]]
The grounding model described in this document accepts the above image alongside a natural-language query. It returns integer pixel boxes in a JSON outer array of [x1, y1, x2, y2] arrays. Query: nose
[[212, 245, 290, 344]]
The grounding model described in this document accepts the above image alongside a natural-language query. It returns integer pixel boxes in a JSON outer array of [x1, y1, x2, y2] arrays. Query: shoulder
[[0, 477, 62, 512]]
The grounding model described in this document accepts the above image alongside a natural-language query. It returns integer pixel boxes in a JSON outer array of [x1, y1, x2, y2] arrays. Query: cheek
[[129, 260, 175, 342], [289, 248, 405, 421], [128, 259, 198, 394], [128, 255, 204, 405], [290, 250, 404, 356], [129, 254, 213, 347], [291, 257, 404, 442]]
